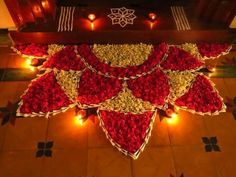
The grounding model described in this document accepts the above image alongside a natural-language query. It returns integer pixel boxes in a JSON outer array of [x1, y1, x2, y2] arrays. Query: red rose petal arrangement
[[127, 69, 170, 106], [13, 43, 231, 159], [99, 110, 156, 158], [12, 43, 48, 58], [77, 69, 122, 106], [175, 74, 224, 114], [160, 46, 204, 71], [197, 43, 231, 59], [77, 43, 168, 79], [42, 46, 86, 71], [19, 71, 73, 117]]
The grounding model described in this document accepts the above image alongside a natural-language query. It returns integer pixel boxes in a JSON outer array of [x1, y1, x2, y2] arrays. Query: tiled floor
[[0, 41, 236, 177]]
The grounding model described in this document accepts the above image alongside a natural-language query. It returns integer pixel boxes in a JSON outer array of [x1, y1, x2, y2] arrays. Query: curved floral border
[[200, 45, 232, 60], [92, 43, 153, 67], [76, 44, 169, 80], [177, 43, 232, 60], [159, 46, 205, 72]]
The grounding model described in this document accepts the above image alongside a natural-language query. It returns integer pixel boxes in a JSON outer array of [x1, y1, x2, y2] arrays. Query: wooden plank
[[9, 29, 236, 44]]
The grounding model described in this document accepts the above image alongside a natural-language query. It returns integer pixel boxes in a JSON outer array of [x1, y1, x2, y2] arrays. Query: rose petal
[[175, 74, 224, 114], [161, 46, 204, 71], [19, 71, 72, 115], [98, 110, 155, 158]]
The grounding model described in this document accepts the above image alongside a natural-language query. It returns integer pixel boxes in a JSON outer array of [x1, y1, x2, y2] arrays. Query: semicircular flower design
[[14, 42, 231, 159]]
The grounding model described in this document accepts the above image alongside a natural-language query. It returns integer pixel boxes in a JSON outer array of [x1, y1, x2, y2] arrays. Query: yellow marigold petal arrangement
[[92, 43, 153, 67]]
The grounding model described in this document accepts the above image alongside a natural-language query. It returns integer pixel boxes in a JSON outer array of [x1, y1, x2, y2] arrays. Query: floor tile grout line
[[0, 125, 8, 152], [222, 78, 234, 97], [88, 144, 221, 149], [130, 158, 134, 177], [39, 118, 51, 177], [86, 118, 89, 177], [2, 144, 227, 152], [44, 118, 50, 142], [0, 69, 6, 81], [0, 68, 37, 82], [201, 117, 223, 177], [166, 123, 178, 177], [1, 148, 40, 152]]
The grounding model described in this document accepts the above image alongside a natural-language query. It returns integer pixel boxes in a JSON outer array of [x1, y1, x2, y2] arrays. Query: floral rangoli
[[107, 7, 137, 27], [12, 42, 232, 159]]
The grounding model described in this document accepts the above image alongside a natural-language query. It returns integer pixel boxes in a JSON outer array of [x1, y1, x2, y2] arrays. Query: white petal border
[[76, 45, 169, 80]]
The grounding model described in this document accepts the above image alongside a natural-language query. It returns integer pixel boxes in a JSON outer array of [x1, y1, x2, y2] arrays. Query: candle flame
[[88, 14, 96, 22]]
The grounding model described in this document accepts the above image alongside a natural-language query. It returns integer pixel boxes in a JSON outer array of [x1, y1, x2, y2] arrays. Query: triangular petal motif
[[18, 71, 73, 117], [77, 70, 122, 106], [12, 43, 48, 58], [197, 43, 232, 59], [100, 85, 155, 114], [167, 71, 197, 103], [161, 46, 204, 71], [175, 74, 225, 115], [42, 46, 86, 71], [55, 70, 82, 101], [98, 110, 156, 159], [127, 69, 170, 107]]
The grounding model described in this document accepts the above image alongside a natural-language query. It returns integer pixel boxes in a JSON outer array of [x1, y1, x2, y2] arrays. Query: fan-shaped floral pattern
[[175, 74, 225, 114], [160, 46, 204, 71], [98, 110, 156, 159], [42, 46, 86, 71], [12, 43, 48, 58], [18, 71, 73, 117], [197, 43, 232, 59], [77, 69, 123, 106], [13, 43, 231, 159], [127, 69, 170, 107], [77, 43, 168, 79]]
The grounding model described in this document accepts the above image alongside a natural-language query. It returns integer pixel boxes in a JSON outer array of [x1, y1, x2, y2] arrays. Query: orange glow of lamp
[[148, 12, 157, 21], [88, 14, 96, 31], [207, 65, 216, 72], [24, 58, 37, 71], [88, 14, 96, 22], [165, 108, 179, 125], [148, 12, 157, 29], [41, 0, 50, 9], [32, 5, 43, 18], [74, 109, 86, 125]]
